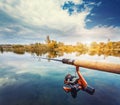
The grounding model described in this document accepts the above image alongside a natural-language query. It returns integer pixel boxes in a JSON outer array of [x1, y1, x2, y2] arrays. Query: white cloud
[[0, 0, 88, 31], [61, 0, 83, 4], [56, 0, 83, 5], [3, 28, 14, 32], [96, 2, 102, 6], [58, 25, 120, 44], [0, 0, 119, 44]]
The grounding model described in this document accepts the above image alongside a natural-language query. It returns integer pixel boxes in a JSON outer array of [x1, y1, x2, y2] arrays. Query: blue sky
[[0, 0, 120, 44]]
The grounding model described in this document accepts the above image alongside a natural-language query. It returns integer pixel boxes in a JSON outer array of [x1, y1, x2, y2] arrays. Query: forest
[[0, 36, 120, 58]]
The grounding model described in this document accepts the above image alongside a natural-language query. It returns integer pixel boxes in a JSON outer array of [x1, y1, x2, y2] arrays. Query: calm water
[[0, 52, 120, 105]]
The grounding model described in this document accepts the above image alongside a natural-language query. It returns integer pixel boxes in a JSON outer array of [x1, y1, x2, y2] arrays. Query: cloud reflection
[[0, 52, 120, 105]]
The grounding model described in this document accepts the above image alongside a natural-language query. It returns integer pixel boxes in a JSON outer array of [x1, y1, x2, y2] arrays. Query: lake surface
[[0, 52, 120, 105]]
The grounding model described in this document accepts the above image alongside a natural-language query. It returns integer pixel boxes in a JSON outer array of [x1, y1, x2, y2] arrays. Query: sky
[[0, 0, 120, 44]]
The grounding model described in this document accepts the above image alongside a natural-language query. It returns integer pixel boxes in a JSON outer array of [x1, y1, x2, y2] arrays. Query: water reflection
[[0, 52, 120, 105]]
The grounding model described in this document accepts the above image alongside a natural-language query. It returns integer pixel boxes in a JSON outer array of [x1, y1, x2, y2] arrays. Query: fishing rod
[[41, 57, 120, 97], [41, 57, 120, 74], [41, 57, 62, 62], [42, 57, 95, 97]]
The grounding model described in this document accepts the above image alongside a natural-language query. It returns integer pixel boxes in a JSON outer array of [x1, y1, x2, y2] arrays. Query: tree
[[46, 35, 51, 44]]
